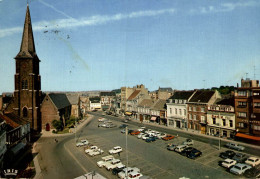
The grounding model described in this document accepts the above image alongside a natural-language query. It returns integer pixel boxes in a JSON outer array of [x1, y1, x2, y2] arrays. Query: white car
[[245, 157, 260, 167], [109, 146, 123, 154], [152, 131, 160, 137], [118, 167, 140, 179], [183, 139, 194, 146], [76, 140, 88, 147], [97, 155, 114, 167], [106, 159, 124, 170], [221, 159, 236, 169], [137, 128, 144, 132], [157, 133, 167, 139], [137, 133, 144, 139], [85, 146, 98, 154], [145, 129, 152, 134], [142, 134, 153, 140], [98, 118, 106, 122], [230, 163, 252, 175], [88, 149, 104, 156], [123, 171, 143, 179]]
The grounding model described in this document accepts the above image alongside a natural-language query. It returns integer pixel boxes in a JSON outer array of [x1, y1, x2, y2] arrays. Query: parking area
[[74, 116, 259, 178]]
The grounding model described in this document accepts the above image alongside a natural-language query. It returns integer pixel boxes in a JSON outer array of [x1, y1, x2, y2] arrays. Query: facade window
[[201, 116, 205, 123], [179, 109, 182, 115], [179, 100, 182, 104], [175, 108, 177, 115], [238, 91, 247, 96], [22, 80, 28, 89], [222, 119, 226, 126], [170, 108, 172, 114], [253, 125, 260, 131], [213, 118, 216, 125], [189, 114, 192, 120], [229, 120, 233, 127], [184, 109, 186, 115], [201, 107, 205, 112], [238, 112, 247, 118], [23, 107, 28, 117], [193, 107, 196, 112], [193, 114, 196, 120], [254, 103, 260, 108], [238, 101, 247, 107], [189, 106, 192, 111], [238, 122, 245, 128]]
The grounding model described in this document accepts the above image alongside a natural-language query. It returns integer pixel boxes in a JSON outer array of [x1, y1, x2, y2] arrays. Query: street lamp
[[125, 127, 128, 179]]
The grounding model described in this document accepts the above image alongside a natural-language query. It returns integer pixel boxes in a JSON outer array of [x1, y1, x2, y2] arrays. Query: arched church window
[[22, 80, 28, 89], [25, 80, 28, 89], [23, 107, 28, 117]]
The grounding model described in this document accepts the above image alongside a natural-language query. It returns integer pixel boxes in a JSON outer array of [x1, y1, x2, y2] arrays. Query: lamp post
[[125, 127, 128, 179]]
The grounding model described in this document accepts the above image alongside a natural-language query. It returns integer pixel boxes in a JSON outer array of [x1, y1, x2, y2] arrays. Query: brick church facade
[[5, 5, 42, 132]]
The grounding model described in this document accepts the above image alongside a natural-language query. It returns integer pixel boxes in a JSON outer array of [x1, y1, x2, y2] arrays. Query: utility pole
[[125, 127, 128, 179]]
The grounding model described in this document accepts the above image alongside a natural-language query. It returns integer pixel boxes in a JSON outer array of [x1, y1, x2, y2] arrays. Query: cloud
[[191, 0, 260, 14], [0, 8, 175, 38]]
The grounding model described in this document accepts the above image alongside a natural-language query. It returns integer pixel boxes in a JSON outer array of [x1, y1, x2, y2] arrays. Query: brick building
[[5, 5, 42, 132]]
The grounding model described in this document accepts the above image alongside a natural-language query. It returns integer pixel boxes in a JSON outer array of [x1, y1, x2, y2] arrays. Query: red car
[[130, 130, 141, 135], [162, 134, 175, 141]]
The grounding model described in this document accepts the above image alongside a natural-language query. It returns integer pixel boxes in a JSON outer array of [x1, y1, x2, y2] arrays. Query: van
[[174, 145, 187, 153]]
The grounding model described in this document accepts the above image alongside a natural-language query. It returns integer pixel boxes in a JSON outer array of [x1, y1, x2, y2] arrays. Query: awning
[[235, 133, 260, 141], [125, 112, 132, 115], [150, 116, 157, 121]]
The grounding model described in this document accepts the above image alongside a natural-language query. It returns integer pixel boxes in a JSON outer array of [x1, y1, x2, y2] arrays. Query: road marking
[[64, 143, 88, 173]]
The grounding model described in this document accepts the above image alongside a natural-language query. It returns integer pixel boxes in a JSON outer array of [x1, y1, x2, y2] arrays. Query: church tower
[[7, 4, 42, 132]]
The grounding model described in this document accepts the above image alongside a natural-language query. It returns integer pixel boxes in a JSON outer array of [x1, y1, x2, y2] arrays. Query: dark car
[[187, 149, 202, 159], [127, 129, 134, 134], [219, 150, 236, 159], [180, 147, 196, 156], [112, 167, 125, 175], [119, 124, 128, 129], [232, 153, 248, 163], [145, 136, 157, 142], [244, 167, 260, 178]]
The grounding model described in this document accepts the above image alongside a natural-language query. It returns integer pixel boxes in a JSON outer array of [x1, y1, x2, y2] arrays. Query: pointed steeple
[[16, 4, 36, 58]]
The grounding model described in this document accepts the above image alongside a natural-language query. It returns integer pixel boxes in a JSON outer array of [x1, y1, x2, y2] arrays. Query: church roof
[[66, 94, 79, 105], [15, 4, 37, 59], [48, 93, 71, 110]]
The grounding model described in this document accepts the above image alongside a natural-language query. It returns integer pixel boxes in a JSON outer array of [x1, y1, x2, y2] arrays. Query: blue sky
[[0, 0, 259, 93]]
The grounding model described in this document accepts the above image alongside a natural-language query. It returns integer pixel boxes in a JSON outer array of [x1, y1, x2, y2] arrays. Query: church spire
[[16, 4, 36, 58]]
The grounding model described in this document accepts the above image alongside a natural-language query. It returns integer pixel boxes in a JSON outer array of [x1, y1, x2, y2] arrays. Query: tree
[[52, 120, 63, 131]]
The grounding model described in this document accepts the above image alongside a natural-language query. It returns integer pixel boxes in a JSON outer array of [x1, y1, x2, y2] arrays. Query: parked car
[[121, 129, 126, 133], [85, 146, 98, 154], [183, 139, 193, 146], [243, 167, 260, 178], [137, 133, 145, 139], [76, 139, 89, 147], [230, 163, 252, 175], [157, 133, 167, 139], [112, 165, 125, 175], [232, 153, 248, 163], [131, 130, 141, 135], [142, 134, 152, 140], [180, 147, 196, 156], [137, 128, 145, 132], [220, 159, 237, 169], [186, 149, 202, 159], [98, 117, 106, 122], [225, 142, 245, 151], [245, 157, 260, 167], [88, 149, 104, 156], [124, 171, 143, 179], [162, 134, 175, 141], [128, 129, 134, 134], [106, 159, 124, 170], [219, 150, 236, 159], [97, 155, 114, 167], [106, 124, 117, 128], [119, 124, 128, 129], [118, 167, 140, 179], [167, 144, 177, 151], [145, 136, 157, 142], [174, 145, 188, 153], [109, 146, 123, 154]]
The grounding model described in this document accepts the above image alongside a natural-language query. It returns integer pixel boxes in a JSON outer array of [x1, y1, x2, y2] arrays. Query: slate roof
[[188, 90, 215, 103], [89, 96, 100, 103], [216, 97, 234, 106], [159, 87, 173, 92], [100, 92, 116, 97], [48, 93, 71, 110], [138, 99, 154, 108], [152, 99, 166, 110], [127, 90, 141, 100], [169, 91, 195, 100], [66, 94, 79, 105]]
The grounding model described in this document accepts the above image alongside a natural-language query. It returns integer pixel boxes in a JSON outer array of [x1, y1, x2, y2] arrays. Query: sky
[[0, 0, 260, 93]]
